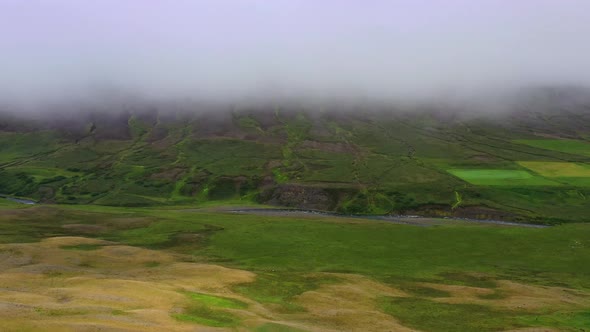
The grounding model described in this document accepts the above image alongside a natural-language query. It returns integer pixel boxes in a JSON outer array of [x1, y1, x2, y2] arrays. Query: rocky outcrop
[[259, 184, 338, 211]]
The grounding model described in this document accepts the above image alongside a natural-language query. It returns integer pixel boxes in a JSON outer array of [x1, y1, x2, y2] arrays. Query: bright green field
[[447, 169, 560, 186], [515, 139, 590, 157]]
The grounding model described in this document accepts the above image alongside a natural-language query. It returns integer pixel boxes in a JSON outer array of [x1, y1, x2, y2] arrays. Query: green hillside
[[2, 106, 590, 223]]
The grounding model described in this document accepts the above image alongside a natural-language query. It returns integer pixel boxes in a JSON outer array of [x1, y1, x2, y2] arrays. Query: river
[[1, 195, 37, 205]]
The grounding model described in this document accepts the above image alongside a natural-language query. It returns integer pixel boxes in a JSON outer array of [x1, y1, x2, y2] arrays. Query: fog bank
[[2, 0, 590, 110]]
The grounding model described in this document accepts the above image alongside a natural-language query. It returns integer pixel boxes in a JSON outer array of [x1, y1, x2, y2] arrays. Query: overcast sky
[[2, 0, 590, 106]]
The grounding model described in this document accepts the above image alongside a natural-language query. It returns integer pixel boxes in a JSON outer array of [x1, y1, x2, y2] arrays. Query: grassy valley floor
[[0, 202, 588, 331]]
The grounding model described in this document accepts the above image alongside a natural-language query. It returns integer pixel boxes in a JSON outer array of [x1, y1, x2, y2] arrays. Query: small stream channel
[[0, 197, 550, 228], [0, 195, 37, 205]]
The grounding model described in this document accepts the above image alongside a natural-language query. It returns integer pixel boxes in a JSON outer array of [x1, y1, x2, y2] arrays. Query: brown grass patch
[[0, 237, 257, 331], [418, 280, 590, 311], [61, 224, 107, 234], [294, 274, 415, 332]]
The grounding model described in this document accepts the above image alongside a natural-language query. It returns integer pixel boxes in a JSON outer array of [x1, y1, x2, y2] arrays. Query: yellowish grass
[[1, 237, 588, 331], [294, 274, 416, 332], [0, 237, 257, 331], [0, 237, 421, 331], [518, 161, 590, 177], [416, 280, 590, 310]]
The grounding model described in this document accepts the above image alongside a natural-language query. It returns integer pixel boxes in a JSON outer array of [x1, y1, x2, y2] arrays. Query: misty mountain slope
[[2, 103, 590, 223]]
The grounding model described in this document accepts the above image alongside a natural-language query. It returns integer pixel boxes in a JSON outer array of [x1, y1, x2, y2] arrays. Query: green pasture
[[0, 198, 21, 207], [447, 169, 559, 186], [5, 205, 587, 289]]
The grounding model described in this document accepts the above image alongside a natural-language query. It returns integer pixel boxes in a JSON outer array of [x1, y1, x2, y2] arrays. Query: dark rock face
[[260, 184, 337, 210]]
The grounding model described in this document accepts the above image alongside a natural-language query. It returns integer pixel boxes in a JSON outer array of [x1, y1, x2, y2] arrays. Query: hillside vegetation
[[2, 95, 590, 223]]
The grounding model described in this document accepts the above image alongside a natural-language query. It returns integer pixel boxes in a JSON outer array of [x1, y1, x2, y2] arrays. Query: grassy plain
[[0, 203, 588, 331]]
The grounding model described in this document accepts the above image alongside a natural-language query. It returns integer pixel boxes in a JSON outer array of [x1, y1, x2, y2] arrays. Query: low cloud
[[1, 0, 590, 111]]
